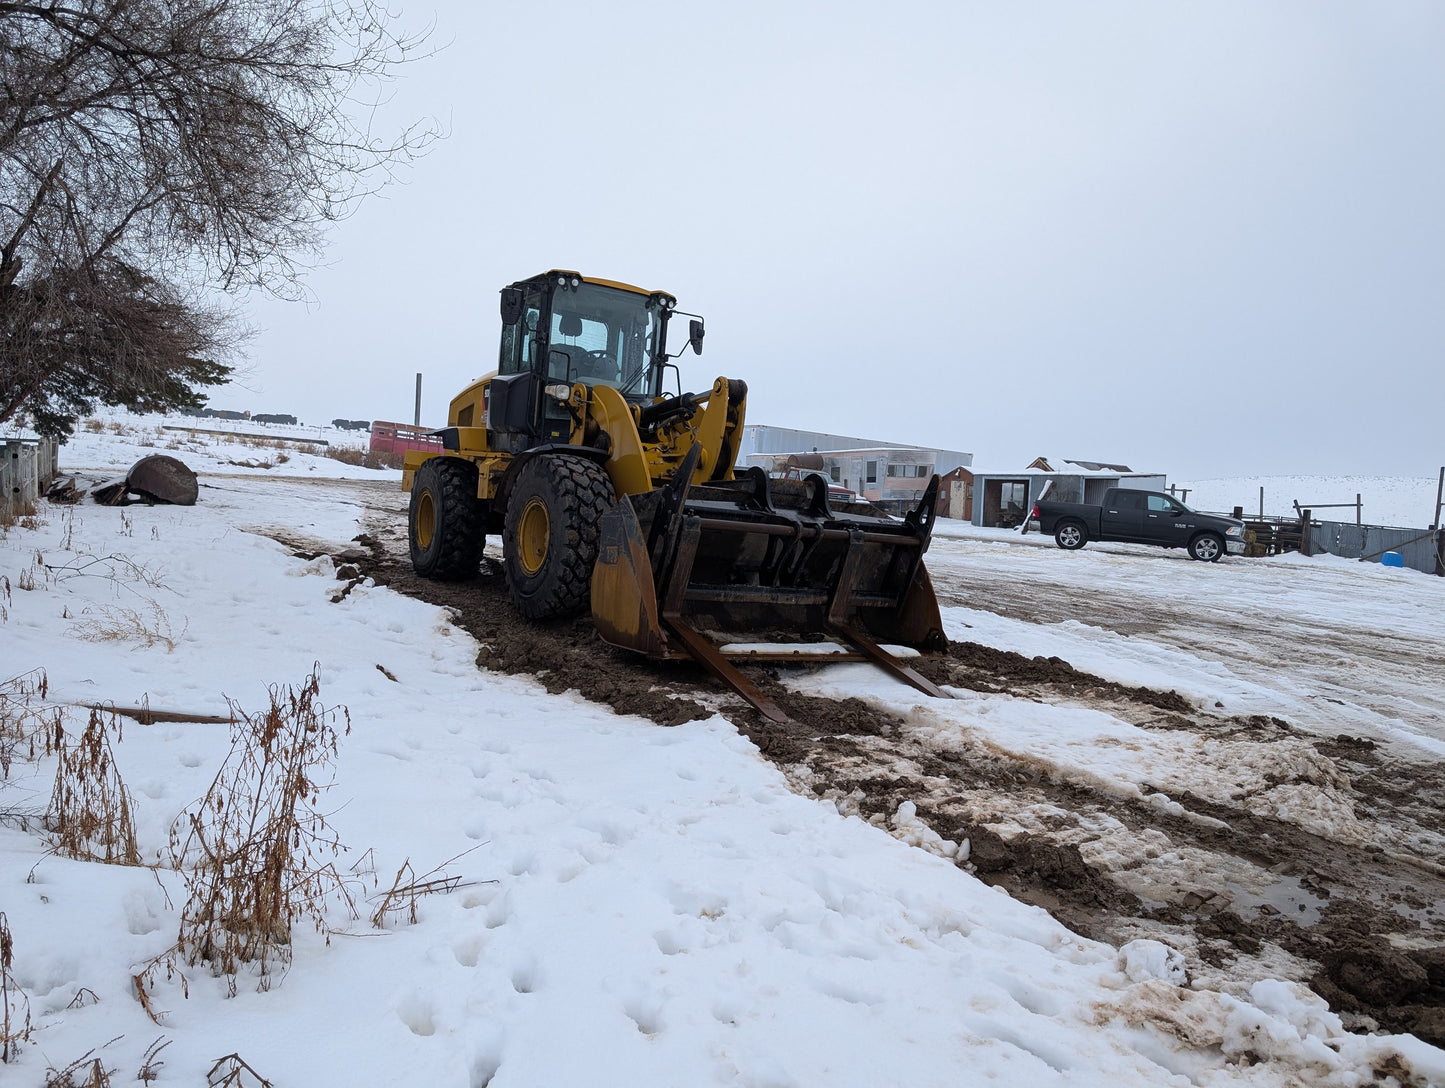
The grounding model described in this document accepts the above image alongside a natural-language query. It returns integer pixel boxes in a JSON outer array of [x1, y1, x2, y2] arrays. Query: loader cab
[[492, 270, 683, 449]]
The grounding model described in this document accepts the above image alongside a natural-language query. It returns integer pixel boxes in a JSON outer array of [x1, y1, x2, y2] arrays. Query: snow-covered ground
[[927, 517, 1445, 757], [1, 423, 1442, 1086]]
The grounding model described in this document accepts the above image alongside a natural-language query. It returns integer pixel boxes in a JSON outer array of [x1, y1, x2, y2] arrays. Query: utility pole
[[414, 373, 422, 427]]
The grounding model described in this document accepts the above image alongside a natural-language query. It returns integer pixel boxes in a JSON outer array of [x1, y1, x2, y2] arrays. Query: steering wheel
[[581, 349, 617, 380]]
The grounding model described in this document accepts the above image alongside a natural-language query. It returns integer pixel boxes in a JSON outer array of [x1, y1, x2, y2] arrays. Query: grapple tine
[[592, 443, 953, 716]]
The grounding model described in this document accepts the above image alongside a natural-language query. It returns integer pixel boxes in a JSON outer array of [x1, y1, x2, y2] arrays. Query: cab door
[[488, 288, 547, 451], [1100, 489, 1144, 540], [1142, 492, 1194, 544]]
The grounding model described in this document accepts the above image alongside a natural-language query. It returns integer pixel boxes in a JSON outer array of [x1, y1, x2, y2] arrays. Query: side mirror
[[689, 319, 705, 356], [500, 287, 524, 326]]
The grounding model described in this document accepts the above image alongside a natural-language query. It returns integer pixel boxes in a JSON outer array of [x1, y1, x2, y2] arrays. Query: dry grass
[[69, 601, 185, 651], [82, 419, 106, 433], [1, 912, 32, 1063], [322, 445, 364, 466], [47, 708, 141, 865], [0, 500, 39, 533], [171, 667, 353, 991], [323, 445, 403, 470]]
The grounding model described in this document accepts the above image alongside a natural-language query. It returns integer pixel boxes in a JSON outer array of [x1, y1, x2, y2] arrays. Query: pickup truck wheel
[[1054, 522, 1088, 550], [1189, 533, 1224, 562]]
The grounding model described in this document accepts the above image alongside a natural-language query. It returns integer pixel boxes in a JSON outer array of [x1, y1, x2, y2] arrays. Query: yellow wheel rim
[[416, 490, 436, 550], [518, 497, 550, 576]]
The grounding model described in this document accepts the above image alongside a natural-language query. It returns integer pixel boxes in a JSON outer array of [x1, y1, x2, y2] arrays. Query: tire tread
[[410, 458, 485, 580], [504, 455, 615, 619]]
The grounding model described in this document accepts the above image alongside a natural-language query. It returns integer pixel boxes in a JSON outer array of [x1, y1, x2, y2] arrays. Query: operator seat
[[554, 312, 617, 383]]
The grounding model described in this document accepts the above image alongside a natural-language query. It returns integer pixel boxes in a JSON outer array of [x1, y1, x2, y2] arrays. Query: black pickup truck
[[1027, 488, 1246, 561]]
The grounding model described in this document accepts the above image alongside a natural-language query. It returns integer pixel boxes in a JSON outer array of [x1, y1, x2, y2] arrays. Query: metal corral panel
[[1309, 521, 1443, 575]]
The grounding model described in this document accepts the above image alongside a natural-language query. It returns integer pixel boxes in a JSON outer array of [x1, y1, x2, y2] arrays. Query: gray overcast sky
[[227, 1, 1443, 479]]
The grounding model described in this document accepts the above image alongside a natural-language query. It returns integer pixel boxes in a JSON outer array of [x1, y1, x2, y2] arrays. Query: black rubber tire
[[503, 454, 615, 620], [409, 457, 485, 580], [1054, 521, 1088, 550], [1189, 533, 1225, 562]]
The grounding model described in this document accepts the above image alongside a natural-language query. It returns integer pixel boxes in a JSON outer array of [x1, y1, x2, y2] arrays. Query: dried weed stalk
[[1, 668, 58, 781], [47, 708, 141, 865], [206, 1052, 272, 1087], [369, 845, 486, 929], [172, 668, 353, 990], [47, 552, 169, 592], [136, 1036, 170, 1083], [1, 912, 33, 1062], [132, 947, 189, 1025], [44, 1051, 114, 1087]]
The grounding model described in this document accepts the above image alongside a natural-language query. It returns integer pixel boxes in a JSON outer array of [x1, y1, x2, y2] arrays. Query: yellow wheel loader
[[403, 270, 951, 722]]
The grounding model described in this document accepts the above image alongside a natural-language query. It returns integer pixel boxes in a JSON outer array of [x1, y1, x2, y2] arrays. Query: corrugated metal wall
[[1308, 521, 1443, 575]]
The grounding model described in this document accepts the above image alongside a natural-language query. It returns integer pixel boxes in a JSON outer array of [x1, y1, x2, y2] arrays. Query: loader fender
[[589, 385, 652, 498]]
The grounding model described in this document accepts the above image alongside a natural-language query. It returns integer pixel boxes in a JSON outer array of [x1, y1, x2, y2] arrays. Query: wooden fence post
[[1300, 509, 1312, 557], [2, 441, 20, 516]]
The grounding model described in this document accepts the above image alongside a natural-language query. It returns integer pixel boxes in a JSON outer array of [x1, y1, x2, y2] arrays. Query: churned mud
[[268, 498, 1445, 1047]]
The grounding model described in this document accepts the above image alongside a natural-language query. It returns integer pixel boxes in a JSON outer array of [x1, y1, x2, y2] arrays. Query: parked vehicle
[[775, 464, 857, 504], [1027, 488, 1246, 561]]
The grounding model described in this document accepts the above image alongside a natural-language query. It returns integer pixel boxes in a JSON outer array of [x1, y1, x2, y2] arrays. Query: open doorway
[[982, 478, 1030, 528]]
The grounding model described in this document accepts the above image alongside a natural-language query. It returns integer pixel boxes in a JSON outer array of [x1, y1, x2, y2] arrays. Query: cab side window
[[1112, 490, 1144, 511], [1146, 494, 1180, 514]]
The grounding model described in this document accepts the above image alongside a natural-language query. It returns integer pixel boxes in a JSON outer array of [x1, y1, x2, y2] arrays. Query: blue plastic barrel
[[1381, 551, 1404, 568]]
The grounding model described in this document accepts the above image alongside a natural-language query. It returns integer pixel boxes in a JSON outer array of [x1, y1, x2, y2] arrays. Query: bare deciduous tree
[[0, 0, 436, 435]]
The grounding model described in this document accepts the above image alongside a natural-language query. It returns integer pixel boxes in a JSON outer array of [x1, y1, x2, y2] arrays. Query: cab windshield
[[546, 282, 664, 398]]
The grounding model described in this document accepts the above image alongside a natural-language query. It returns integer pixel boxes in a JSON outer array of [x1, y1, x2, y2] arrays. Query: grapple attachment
[[592, 445, 951, 722]]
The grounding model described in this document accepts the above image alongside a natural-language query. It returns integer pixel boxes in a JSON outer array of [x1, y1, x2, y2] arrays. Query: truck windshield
[[547, 282, 663, 398]]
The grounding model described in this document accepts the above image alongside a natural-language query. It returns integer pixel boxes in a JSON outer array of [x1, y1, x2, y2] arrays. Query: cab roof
[[515, 269, 676, 303]]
